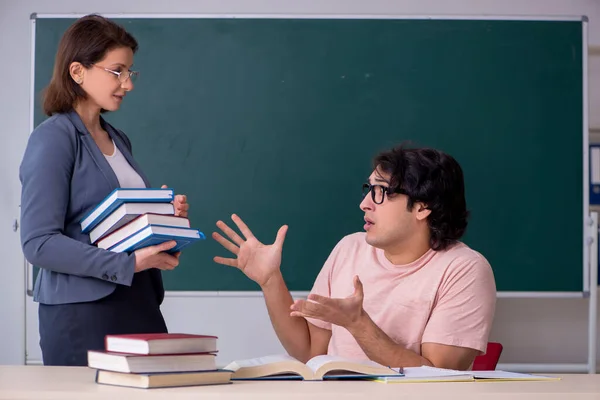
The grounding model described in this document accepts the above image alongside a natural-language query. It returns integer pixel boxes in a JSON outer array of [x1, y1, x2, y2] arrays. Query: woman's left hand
[[162, 184, 189, 218]]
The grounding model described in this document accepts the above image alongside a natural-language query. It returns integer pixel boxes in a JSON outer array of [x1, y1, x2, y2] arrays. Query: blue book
[[107, 224, 205, 254], [80, 188, 174, 233]]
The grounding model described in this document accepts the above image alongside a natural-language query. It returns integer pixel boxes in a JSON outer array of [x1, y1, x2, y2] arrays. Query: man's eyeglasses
[[362, 182, 407, 205], [93, 64, 139, 83]]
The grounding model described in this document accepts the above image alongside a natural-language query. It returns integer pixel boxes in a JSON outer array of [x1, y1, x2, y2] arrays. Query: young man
[[212, 145, 496, 370]]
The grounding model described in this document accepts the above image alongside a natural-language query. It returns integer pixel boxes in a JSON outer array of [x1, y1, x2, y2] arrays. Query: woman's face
[[73, 46, 136, 112]]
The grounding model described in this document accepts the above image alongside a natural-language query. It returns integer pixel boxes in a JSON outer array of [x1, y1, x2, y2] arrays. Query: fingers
[[353, 275, 364, 297], [175, 202, 189, 210], [176, 204, 190, 212], [290, 299, 323, 314], [289, 299, 325, 319], [152, 240, 177, 253], [173, 195, 189, 217], [306, 293, 333, 306], [290, 311, 310, 318], [175, 198, 189, 210], [211, 232, 240, 255], [216, 220, 245, 246], [175, 194, 187, 204], [155, 252, 180, 271], [231, 214, 255, 240], [213, 256, 238, 268], [161, 186, 188, 212], [152, 241, 177, 270], [290, 300, 308, 317], [275, 225, 288, 247], [133, 240, 180, 272]]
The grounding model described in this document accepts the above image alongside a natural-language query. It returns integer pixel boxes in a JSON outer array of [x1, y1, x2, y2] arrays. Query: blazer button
[[111, 275, 117, 282], [102, 273, 109, 280]]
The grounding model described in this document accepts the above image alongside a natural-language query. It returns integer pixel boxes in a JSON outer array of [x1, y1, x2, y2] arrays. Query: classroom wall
[[2, 0, 600, 368]]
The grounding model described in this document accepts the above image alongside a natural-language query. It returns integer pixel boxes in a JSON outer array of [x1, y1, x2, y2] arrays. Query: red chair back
[[472, 342, 503, 371]]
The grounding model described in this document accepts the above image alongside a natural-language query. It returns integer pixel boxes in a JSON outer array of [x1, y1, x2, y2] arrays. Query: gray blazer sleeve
[[19, 121, 136, 286]]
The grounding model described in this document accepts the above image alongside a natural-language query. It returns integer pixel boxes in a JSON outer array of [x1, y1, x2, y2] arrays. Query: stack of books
[[88, 333, 233, 389], [80, 188, 204, 253]]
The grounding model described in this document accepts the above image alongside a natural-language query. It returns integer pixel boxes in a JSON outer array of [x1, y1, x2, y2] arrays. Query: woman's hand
[[161, 184, 189, 217], [133, 240, 180, 272]]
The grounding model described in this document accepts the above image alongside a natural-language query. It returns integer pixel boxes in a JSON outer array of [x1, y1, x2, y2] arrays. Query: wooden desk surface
[[0, 366, 599, 400]]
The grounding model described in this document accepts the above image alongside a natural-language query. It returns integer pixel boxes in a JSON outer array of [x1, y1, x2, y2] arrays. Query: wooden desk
[[0, 366, 599, 400]]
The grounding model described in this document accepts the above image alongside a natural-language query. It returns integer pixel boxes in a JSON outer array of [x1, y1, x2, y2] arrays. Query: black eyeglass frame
[[361, 182, 408, 205]]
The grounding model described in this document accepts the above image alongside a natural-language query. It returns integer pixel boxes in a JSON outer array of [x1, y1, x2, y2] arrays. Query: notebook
[[375, 366, 559, 383]]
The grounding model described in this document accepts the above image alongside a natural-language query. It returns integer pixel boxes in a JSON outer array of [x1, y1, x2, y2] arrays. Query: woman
[[19, 14, 189, 366]]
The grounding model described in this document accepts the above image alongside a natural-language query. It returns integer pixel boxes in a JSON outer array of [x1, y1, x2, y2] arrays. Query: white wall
[[2, 0, 600, 369]]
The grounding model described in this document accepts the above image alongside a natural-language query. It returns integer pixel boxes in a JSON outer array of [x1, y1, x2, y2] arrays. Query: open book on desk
[[223, 354, 402, 381], [375, 366, 559, 383]]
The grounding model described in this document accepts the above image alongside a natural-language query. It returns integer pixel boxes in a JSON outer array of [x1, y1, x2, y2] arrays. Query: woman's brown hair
[[43, 14, 138, 116]]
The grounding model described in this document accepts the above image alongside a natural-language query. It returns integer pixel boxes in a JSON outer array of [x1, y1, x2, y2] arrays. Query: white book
[[88, 351, 217, 374], [97, 212, 188, 249], [469, 370, 559, 381], [89, 203, 175, 244], [376, 366, 558, 383], [376, 366, 474, 383], [80, 188, 174, 232]]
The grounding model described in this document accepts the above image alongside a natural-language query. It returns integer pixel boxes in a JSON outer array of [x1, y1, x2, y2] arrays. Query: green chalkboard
[[33, 16, 585, 292]]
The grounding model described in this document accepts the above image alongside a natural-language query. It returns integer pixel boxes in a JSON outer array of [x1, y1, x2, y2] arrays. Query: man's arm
[[261, 274, 331, 362], [290, 274, 484, 370], [211, 215, 332, 363], [347, 311, 478, 369]]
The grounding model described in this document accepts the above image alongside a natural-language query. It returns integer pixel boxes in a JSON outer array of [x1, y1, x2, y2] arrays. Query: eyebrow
[[370, 176, 390, 185], [108, 63, 132, 69]]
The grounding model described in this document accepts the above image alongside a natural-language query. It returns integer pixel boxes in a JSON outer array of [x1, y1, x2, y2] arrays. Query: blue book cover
[[80, 188, 174, 233], [107, 224, 205, 254]]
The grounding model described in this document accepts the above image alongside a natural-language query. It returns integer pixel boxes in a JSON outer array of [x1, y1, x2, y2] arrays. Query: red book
[[105, 333, 218, 355]]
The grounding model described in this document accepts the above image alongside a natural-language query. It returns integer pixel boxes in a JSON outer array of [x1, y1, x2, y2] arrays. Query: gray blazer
[[19, 110, 164, 305]]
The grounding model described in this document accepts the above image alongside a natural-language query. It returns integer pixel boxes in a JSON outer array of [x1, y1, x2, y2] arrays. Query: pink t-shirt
[[307, 233, 496, 359]]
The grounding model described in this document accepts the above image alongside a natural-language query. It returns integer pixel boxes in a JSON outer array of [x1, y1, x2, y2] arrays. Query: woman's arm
[[19, 122, 136, 286]]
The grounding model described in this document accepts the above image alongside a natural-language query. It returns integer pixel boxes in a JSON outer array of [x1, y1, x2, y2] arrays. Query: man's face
[[360, 168, 427, 251]]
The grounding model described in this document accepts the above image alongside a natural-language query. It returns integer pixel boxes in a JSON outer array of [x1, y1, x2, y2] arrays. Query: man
[[212, 145, 496, 370]]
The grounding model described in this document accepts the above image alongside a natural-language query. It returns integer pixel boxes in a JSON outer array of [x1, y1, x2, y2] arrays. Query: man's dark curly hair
[[374, 144, 469, 251]]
